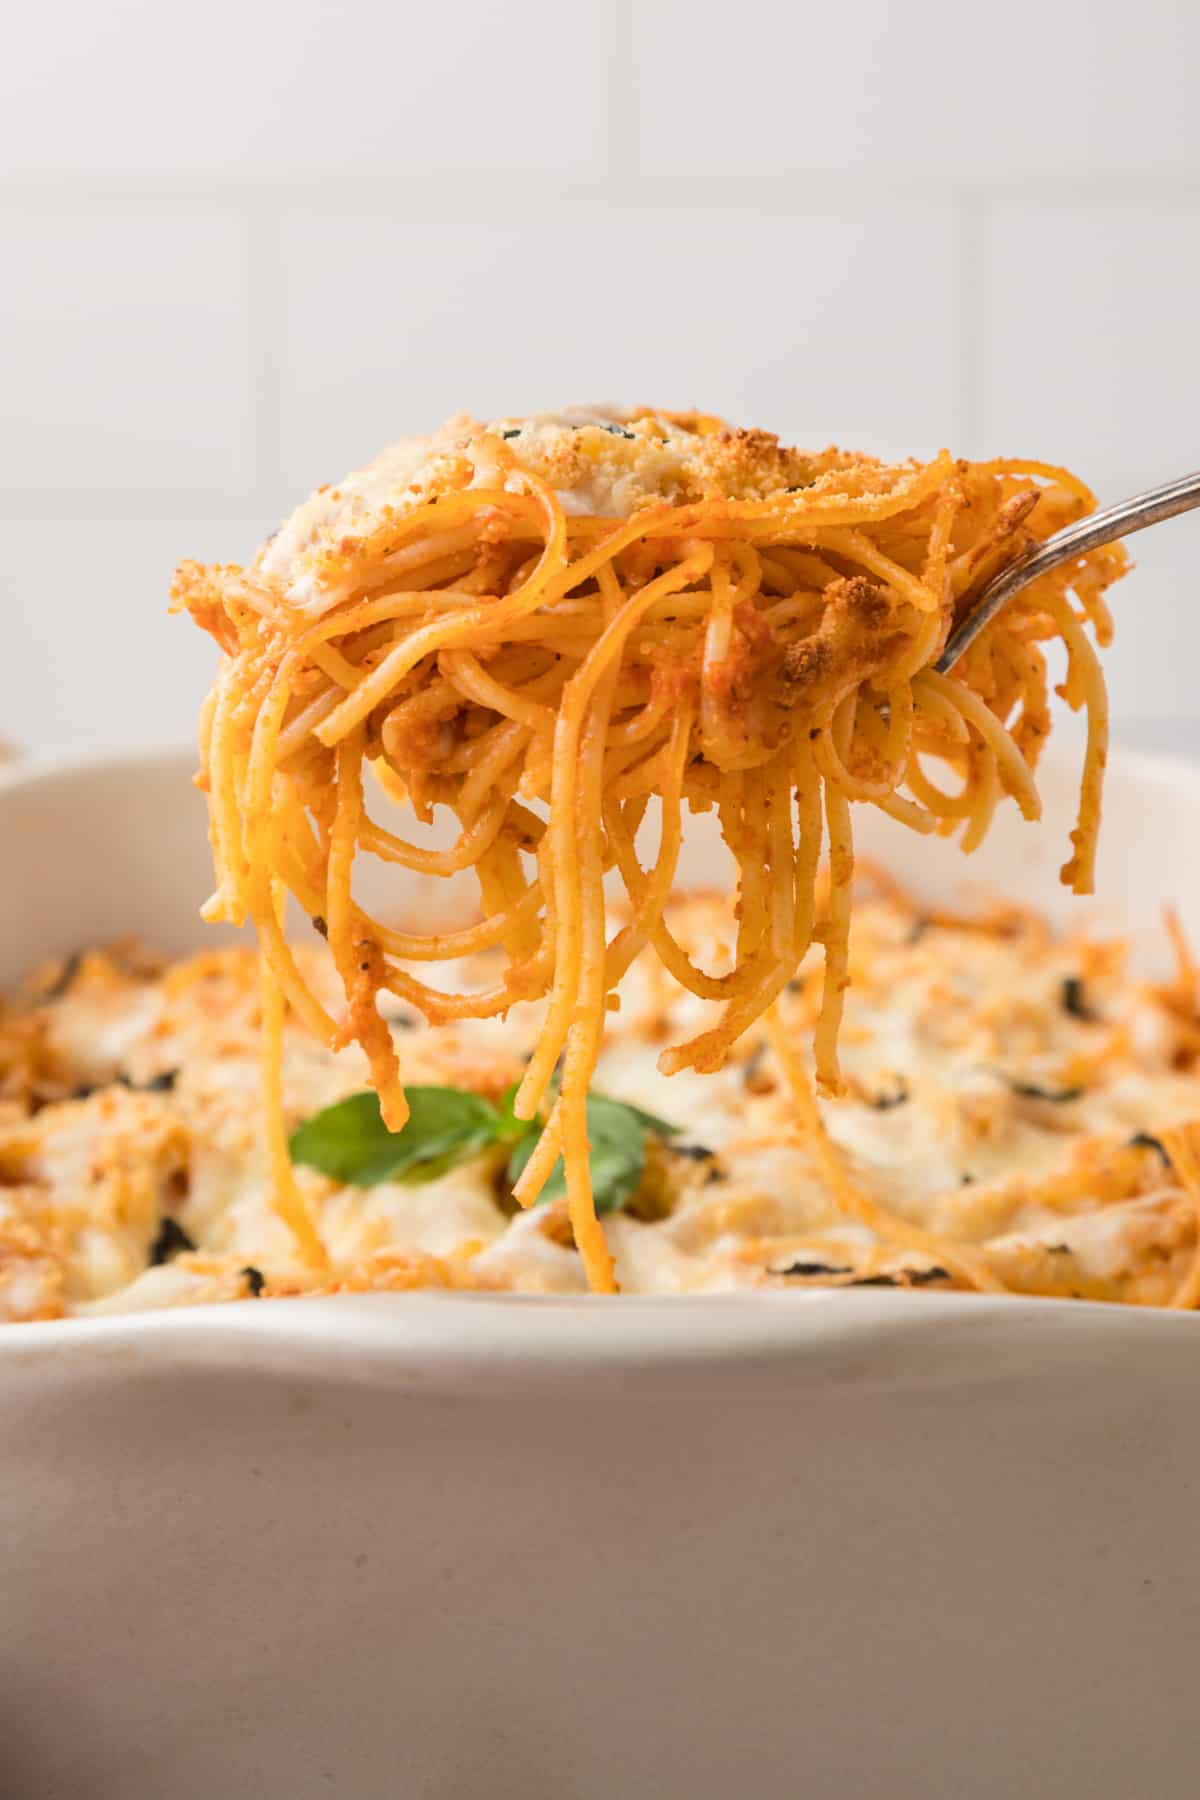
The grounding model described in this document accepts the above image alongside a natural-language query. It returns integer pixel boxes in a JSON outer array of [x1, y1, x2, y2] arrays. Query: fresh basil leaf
[[616, 1099, 680, 1139], [505, 1122, 539, 1193], [506, 1092, 676, 1215], [517, 1078, 676, 1144], [289, 1086, 501, 1187], [494, 1081, 539, 1144]]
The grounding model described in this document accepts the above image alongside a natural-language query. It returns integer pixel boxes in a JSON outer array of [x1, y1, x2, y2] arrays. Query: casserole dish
[[2, 742, 1197, 1800]]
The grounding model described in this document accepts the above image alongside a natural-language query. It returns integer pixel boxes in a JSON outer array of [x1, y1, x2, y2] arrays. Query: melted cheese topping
[[3, 888, 1199, 1322], [256, 407, 829, 609]]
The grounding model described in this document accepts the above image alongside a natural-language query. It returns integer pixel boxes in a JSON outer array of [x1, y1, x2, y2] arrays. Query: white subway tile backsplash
[[1, 209, 255, 494], [1, 0, 1196, 760], [276, 203, 959, 494], [1, 515, 274, 759], [1111, 717, 1200, 762], [635, 0, 1200, 179], [2, 0, 610, 181], [973, 203, 1200, 492], [969, 520, 1197, 744], [1095, 514, 1200, 722]]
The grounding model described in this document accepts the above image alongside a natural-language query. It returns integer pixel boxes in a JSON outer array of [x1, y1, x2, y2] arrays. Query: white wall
[[3, 0, 1198, 759]]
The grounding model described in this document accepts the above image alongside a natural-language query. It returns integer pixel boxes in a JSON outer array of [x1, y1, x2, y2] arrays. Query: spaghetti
[[173, 408, 1128, 1293], [10, 882, 1200, 1319]]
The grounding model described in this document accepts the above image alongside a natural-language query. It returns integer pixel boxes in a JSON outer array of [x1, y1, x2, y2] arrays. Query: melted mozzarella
[[4, 895, 1200, 1320]]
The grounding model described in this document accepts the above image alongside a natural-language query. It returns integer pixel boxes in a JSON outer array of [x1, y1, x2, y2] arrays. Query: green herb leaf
[[493, 1081, 538, 1144], [615, 1098, 679, 1139], [289, 1086, 501, 1187], [290, 1080, 679, 1213], [506, 1093, 677, 1215]]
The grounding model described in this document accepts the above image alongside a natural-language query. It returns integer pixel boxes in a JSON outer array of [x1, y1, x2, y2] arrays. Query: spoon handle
[[936, 468, 1200, 672]]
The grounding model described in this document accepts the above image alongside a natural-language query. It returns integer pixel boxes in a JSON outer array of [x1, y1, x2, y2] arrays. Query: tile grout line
[[4, 174, 1200, 213], [0, 492, 297, 524]]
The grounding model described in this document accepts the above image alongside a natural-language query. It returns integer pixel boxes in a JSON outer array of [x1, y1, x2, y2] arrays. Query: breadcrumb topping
[[254, 407, 888, 609], [4, 887, 1200, 1321]]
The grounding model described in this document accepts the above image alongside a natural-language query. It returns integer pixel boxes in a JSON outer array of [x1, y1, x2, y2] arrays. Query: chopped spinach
[[868, 1078, 910, 1110], [775, 1258, 853, 1278], [848, 1266, 950, 1288], [1008, 1079, 1085, 1104], [45, 950, 83, 1001], [1060, 976, 1097, 1022], [149, 1217, 196, 1266]]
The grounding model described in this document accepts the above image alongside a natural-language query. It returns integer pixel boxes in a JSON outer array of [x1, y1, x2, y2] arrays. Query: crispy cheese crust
[[220, 408, 924, 613], [3, 883, 1200, 1321]]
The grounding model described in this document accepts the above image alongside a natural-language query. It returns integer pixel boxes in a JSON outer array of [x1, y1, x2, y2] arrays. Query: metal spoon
[[936, 468, 1200, 672]]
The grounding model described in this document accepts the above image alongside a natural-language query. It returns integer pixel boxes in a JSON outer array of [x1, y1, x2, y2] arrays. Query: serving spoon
[[937, 468, 1200, 671]]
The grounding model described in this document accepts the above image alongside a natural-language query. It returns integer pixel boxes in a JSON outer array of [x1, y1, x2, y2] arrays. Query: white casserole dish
[[2, 742, 1198, 1800]]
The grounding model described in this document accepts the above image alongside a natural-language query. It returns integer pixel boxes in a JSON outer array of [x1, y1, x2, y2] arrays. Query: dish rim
[[4, 1286, 1199, 1380]]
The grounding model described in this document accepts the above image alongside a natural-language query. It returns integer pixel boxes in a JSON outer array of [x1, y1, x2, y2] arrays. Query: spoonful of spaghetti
[[174, 407, 1137, 1292]]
